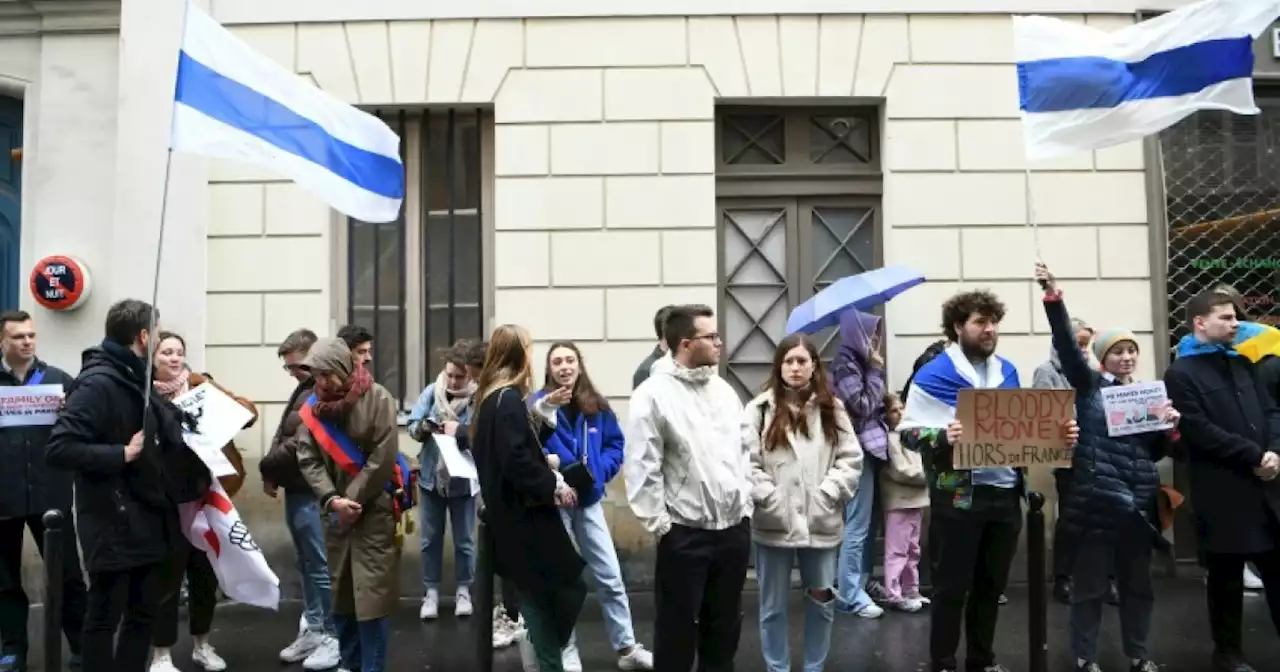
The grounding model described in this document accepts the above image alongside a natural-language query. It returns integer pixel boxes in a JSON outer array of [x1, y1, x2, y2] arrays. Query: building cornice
[[0, 0, 120, 36], [210, 0, 1197, 25]]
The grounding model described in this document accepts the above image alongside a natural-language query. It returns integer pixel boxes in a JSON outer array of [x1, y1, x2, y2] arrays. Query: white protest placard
[[432, 434, 478, 483], [0, 385, 64, 428], [1100, 380, 1174, 438], [173, 382, 253, 478]]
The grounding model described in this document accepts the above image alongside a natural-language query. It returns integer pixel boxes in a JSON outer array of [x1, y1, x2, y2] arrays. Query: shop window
[[342, 109, 492, 410], [1161, 102, 1280, 351]]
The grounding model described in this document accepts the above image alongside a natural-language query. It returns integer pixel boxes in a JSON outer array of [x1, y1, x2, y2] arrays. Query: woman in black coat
[[470, 325, 586, 672], [1036, 263, 1180, 672]]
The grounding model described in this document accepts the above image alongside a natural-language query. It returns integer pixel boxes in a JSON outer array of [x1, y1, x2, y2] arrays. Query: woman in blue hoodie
[[534, 342, 654, 671]]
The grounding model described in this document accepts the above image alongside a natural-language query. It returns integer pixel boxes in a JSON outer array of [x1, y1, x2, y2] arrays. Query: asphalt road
[[21, 578, 1280, 671]]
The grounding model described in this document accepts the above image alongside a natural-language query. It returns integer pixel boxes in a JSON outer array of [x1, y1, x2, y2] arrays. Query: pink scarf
[[154, 368, 191, 400]]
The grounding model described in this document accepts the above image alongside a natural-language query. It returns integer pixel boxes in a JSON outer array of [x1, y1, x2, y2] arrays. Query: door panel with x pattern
[[797, 199, 880, 362], [720, 201, 798, 399]]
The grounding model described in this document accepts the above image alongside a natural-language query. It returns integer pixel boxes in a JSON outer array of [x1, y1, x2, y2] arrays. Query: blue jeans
[[334, 614, 389, 672], [284, 490, 334, 634], [561, 502, 636, 652], [837, 460, 878, 611], [756, 544, 838, 672], [419, 490, 477, 591]]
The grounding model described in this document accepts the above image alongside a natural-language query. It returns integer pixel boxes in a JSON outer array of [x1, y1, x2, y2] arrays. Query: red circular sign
[[30, 256, 92, 311]]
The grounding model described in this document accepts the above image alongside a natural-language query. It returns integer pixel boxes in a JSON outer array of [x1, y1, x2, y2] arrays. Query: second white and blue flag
[[1015, 0, 1280, 161]]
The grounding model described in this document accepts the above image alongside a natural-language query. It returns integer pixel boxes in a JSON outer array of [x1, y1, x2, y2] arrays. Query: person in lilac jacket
[[830, 310, 889, 618]]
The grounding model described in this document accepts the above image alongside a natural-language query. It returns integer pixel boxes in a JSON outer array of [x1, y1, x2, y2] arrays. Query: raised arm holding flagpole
[[1013, 0, 1280, 269]]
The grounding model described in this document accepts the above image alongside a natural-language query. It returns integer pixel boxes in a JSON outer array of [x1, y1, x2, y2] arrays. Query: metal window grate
[[348, 111, 408, 402], [347, 109, 486, 407], [1161, 103, 1280, 356]]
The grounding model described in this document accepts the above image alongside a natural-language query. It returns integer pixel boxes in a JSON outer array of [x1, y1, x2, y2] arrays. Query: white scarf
[[432, 371, 475, 422]]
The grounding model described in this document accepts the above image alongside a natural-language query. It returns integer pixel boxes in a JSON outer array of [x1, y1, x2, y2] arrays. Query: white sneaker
[[492, 605, 518, 648], [149, 654, 181, 672], [455, 587, 473, 617], [562, 642, 583, 672], [302, 635, 340, 671], [618, 643, 655, 670], [420, 589, 440, 620], [891, 598, 924, 613], [855, 603, 885, 619], [192, 643, 227, 672], [516, 631, 538, 672], [280, 630, 323, 663], [1245, 565, 1265, 591]]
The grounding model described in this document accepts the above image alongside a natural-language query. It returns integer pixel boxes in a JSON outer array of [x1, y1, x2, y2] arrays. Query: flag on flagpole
[[1014, 0, 1280, 161], [182, 481, 281, 610], [170, 2, 404, 223]]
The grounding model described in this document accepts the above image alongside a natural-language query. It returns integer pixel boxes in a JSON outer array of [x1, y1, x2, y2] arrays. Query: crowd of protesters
[[2, 260, 1280, 672]]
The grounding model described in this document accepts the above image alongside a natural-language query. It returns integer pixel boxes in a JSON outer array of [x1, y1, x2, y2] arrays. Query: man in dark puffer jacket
[[1037, 264, 1177, 672]]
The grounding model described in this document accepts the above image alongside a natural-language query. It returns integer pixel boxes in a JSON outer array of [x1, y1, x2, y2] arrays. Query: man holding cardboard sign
[[952, 388, 1076, 470], [898, 289, 1079, 672]]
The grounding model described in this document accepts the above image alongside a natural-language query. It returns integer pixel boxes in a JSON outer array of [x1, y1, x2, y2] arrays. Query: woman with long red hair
[[743, 333, 862, 672]]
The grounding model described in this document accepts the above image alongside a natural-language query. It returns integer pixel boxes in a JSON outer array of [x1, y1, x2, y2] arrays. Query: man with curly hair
[[898, 289, 1078, 672]]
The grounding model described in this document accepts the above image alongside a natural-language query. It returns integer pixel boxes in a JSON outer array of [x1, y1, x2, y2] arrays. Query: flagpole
[[140, 149, 175, 423], [1024, 165, 1042, 262], [141, 0, 194, 424]]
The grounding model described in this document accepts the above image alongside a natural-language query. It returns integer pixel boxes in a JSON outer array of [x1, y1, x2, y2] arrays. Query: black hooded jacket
[[46, 342, 187, 573]]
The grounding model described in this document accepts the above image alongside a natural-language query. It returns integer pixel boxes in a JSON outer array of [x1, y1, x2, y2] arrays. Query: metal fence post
[[1026, 491, 1048, 672], [475, 517, 494, 672], [42, 509, 64, 672]]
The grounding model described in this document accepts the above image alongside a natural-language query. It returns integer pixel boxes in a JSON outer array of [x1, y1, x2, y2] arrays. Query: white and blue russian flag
[[170, 3, 404, 223], [1014, 0, 1280, 162], [898, 343, 1021, 432]]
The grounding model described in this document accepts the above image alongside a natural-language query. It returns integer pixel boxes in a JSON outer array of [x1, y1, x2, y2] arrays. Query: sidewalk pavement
[[22, 578, 1279, 671]]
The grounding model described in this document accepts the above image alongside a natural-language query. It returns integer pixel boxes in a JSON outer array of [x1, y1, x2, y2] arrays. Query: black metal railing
[[475, 516, 494, 672], [42, 509, 65, 672], [1026, 491, 1048, 672]]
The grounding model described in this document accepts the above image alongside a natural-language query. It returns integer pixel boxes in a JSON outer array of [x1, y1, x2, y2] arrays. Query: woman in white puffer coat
[[744, 332, 863, 672]]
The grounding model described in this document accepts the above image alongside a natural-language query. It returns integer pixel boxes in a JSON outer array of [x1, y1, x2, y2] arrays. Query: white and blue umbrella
[[785, 265, 925, 336]]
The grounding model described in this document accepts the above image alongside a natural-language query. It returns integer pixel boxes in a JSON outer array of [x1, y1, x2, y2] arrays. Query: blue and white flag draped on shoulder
[[898, 343, 1021, 432], [1014, 0, 1280, 161], [170, 3, 405, 223]]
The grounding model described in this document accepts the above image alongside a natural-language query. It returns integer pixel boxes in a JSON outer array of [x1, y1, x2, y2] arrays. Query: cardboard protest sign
[[1100, 381, 1173, 437], [173, 382, 254, 478], [0, 385, 63, 428], [952, 388, 1075, 469]]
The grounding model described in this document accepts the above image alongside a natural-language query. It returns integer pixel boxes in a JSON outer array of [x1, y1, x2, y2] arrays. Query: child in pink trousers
[[880, 392, 930, 612]]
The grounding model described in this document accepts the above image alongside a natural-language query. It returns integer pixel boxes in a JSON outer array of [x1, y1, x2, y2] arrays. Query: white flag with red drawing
[[181, 481, 280, 610]]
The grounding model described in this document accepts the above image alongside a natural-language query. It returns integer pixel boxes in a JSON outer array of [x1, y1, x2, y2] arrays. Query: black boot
[[1053, 576, 1071, 604]]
